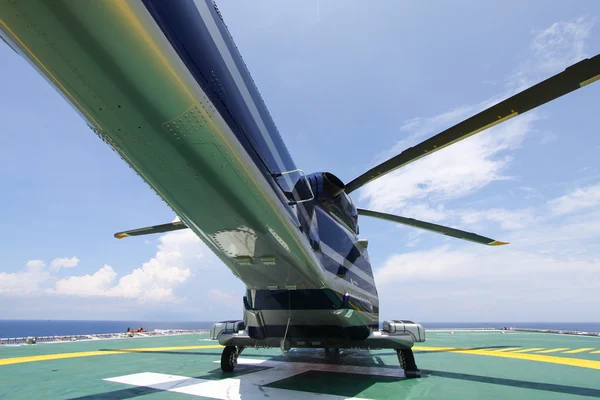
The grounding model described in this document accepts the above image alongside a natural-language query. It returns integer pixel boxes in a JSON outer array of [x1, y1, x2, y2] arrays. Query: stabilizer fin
[[114, 221, 187, 239]]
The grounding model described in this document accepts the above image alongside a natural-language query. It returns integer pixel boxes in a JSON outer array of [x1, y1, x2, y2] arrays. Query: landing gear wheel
[[221, 346, 238, 372], [397, 349, 420, 378]]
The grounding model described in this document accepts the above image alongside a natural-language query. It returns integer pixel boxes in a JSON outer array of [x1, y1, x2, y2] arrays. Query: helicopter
[[0, 0, 598, 377]]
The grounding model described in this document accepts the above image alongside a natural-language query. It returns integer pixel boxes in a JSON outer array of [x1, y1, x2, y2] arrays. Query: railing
[[424, 327, 497, 331], [424, 327, 600, 336], [509, 328, 600, 337], [0, 329, 209, 345]]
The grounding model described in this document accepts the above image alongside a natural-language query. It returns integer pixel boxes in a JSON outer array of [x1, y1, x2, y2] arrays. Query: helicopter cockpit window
[[320, 192, 358, 233]]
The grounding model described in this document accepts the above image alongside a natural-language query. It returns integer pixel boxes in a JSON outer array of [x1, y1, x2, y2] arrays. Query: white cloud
[[361, 114, 537, 215], [55, 265, 117, 297], [457, 207, 537, 231], [379, 247, 600, 319], [508, 17, 595, 93], [376, 245, 599, 286], [359, 17, 594, 218], [395, 105, 474, 149], [405, 231, 424, 248], [374, 182, 600, 321], [53, 228, 204, 303], [1, 223, 239, 309], [378, 182, 600, 252], [376, 247, 473, 283], [375, 233, 600, 322], [0, 260, 50, 296], [50, 256, 79, 271], [111, 247, 192, 303], [529, 17, 595, 76], [547, 184, 600, 216], [406, 238, 420, 247], [26, 259, 46, 273]]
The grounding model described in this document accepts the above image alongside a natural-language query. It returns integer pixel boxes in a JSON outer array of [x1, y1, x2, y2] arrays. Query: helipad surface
[[1, 330, 599, 399]]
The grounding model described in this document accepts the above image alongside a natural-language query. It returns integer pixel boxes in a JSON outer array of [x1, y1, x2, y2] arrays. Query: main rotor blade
[[114, 221, 187, 239], [345, 54, 600, 194], [357, 208, 508, 246]]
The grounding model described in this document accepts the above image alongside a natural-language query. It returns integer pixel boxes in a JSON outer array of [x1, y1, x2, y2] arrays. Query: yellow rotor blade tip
[[489, 240, 509, 246]]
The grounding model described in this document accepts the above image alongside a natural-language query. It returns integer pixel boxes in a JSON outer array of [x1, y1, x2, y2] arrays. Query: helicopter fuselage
[[0, 0, 378, 339]]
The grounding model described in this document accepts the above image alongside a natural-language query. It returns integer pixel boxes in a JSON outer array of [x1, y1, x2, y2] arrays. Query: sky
[[1, 1, 599, 322]]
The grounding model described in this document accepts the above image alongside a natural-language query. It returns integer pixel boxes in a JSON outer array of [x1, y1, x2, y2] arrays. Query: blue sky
[[1, 1, 599, 322]]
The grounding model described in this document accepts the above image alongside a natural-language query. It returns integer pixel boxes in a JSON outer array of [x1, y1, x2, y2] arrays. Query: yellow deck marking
[[412, 346, 600, 371], [0, 345, 222, 366], [536, 348, 569, 353], [511, 348, 545, 353], [591, 350, 600, 354], [563, 348, 595, 354], [2, 344, 600, 371], [0, 350, 121, 366], [116, 345, 222, 352], [488, 347, 522, 352]]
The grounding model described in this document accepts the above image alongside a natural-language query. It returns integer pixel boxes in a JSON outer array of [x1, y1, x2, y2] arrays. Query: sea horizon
[[1, 320, 599, 338]]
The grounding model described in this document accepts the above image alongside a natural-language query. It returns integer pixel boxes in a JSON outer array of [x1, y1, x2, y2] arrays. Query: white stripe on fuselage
[[325, 270, 377, 301], [194, 1, 294, 187], [194, 1, 316, 228], [194, 1, 375, 299], [320, 243, 376, 287]]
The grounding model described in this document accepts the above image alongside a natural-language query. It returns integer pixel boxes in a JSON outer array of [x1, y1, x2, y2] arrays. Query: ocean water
[[0, 320, 214, 338], [1, 320, 599, 338]]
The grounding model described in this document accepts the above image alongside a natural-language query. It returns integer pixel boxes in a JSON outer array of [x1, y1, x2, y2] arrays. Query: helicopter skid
[[218, 329, 416, 351], [217, 330, 422, 377]]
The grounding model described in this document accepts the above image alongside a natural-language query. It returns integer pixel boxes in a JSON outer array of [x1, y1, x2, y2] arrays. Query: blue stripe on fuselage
[[321, 259, 377, 295], [140, 0, 296, 204], [316, 208, 374, 278], [207, 2, 297, 169], [315, 207, 377, 295], [140, 0, 377, 296]]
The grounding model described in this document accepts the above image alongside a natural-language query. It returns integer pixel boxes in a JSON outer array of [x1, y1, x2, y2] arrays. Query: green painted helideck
[[1, 330, 600, 399]]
